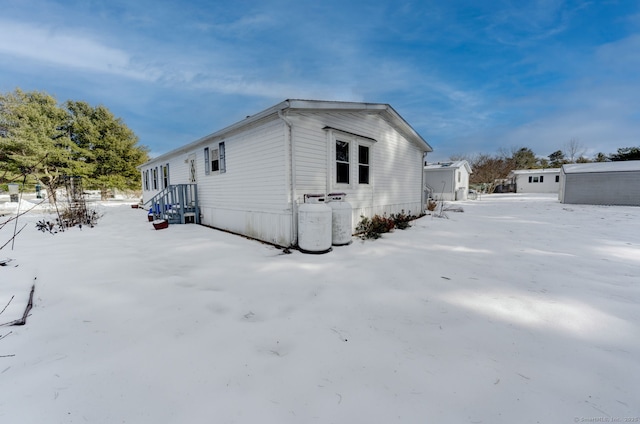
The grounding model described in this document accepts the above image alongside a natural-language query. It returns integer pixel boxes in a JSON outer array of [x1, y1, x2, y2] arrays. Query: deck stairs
[[145, 184, 200, 224]]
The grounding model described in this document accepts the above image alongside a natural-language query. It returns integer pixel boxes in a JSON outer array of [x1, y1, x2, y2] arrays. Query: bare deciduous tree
[[564, 138, 586, 163], [468, 153, 512, 193]]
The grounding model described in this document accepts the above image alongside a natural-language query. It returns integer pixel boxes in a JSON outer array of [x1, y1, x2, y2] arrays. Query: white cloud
[[0, 20, 151, 81]]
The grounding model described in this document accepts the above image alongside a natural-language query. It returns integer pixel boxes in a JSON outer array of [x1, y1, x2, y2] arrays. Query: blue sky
[[1, 0, 638, 162]]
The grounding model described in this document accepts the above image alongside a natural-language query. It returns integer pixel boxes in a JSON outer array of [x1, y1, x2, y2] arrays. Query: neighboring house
[[559, 161, 640, 206], [423, 161, 472, 201], [139, 99, 433, 247], [508, 168, 561, 193]]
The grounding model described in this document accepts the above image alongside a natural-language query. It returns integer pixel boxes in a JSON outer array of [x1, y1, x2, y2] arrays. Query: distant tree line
[[0, 88, 149, 200], [450, 139, 640, 192]]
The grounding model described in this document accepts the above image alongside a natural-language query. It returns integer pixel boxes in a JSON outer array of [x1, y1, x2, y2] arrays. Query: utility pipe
[[277, 107, 297, 247]]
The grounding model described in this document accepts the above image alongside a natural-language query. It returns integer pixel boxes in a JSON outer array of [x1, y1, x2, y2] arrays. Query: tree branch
[[0, 296, 14, 316], [0, 282, 35, 327]]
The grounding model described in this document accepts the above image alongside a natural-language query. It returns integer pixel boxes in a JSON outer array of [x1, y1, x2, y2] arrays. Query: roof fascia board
[[142, 100, 290, 165]]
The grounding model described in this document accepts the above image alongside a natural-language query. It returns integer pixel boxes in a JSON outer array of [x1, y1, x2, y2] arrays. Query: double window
[[145, 165, 168, 190], [528, 175, 543, 183], [334, 137, 372, 186]]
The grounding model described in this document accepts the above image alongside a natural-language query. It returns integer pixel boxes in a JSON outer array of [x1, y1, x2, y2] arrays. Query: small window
[[204, 147, 210, 175], [358, 145, 369, 184], [152, 167, 158, 190], [162, 164, 170, 188], [211, 148, 219, 172], [528, 176, 532, 183], [144, 169, 150, 191], [555, 175, 560, 183], [532, 176, 539, 183], [336, 140, 350, 184], [539, 175, 544, 183]]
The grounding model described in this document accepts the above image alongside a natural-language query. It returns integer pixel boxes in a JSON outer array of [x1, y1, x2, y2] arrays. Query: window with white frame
[[162, 164, 170, 188], [358, 145, 369, 184], [208, 142, 226, 174], [152, 167, 158, 190], [336, 140, 350, 184], [144, 169, 150, 190], [331, 130, 374, 187], [211, 147, 220, 172]]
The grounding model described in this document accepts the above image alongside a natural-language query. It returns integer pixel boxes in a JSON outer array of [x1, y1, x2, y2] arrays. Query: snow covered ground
[[1, 194, 639, 423]]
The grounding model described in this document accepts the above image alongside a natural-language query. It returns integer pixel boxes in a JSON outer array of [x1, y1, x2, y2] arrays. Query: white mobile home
[[139, 100, 433, 247], [559, 161, 640, 206], [423, 161, 472, 201], [508, 168, 561, 193]]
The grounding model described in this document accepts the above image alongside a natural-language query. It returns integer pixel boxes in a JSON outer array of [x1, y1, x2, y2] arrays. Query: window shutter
[[219, 142, 226, 173], [204, 148, 210, 175]]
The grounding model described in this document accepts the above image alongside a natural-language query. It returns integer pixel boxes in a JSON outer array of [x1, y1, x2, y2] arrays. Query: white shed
[[559, 161, 640, 206], [423, 161, 472, 201], [508, 168, 561, 193], [139, 99, 433, 247]]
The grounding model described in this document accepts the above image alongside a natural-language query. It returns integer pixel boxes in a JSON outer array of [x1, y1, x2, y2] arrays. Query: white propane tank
[[327, 192, 353, 246], [298, 194, 332, 253]]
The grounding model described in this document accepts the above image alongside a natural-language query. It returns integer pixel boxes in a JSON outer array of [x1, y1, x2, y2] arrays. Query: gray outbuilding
[[559, 161, 640, 206], [423, 160, 472, 201]]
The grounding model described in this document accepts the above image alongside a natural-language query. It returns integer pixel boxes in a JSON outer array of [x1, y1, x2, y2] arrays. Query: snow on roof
[[424, 160, 472, 173], [509, 168, 561, 175], [562, 161, 640, 174]]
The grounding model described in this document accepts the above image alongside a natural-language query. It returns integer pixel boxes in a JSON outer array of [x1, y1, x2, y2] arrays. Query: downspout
[[452, 166, 457, 200], [421, 152, 428, 213], [278, 108, 296, 247]]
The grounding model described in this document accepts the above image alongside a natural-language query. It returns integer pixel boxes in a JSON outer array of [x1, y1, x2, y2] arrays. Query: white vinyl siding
[[512, 170, 561, 193], [139, 102, 430, 246], [196, 117, 291, 245], [289, 110, 424, 222]]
